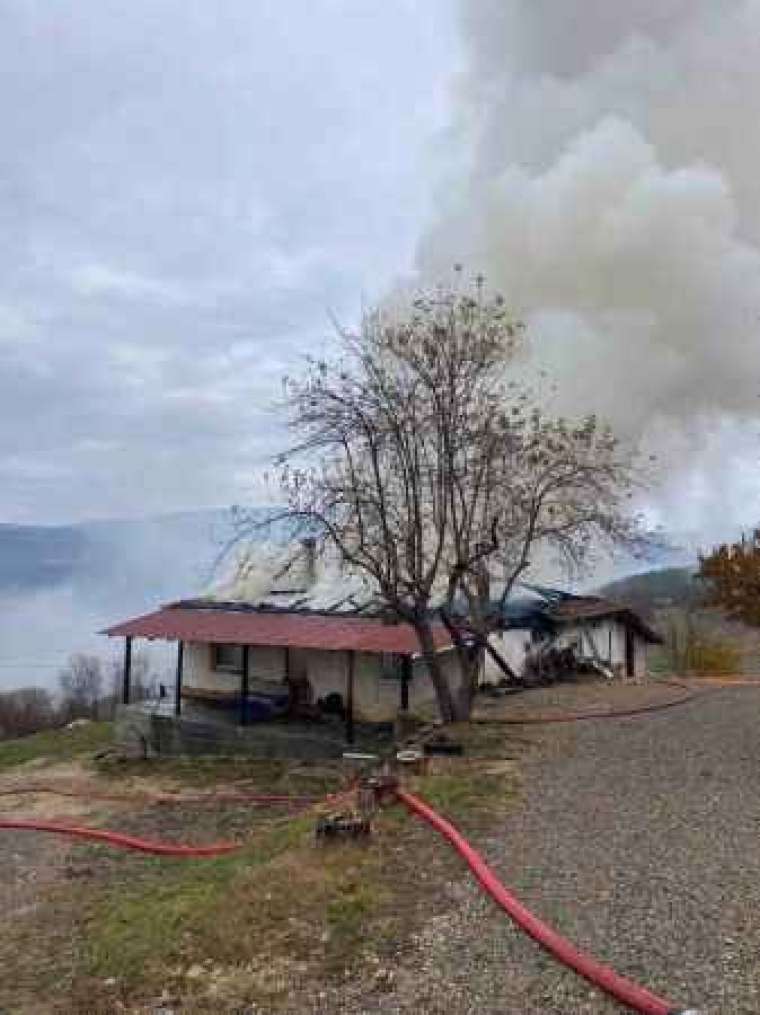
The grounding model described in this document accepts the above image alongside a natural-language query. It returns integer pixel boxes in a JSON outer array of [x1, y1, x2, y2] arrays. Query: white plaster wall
[[483, 630, 532, 683], [555, 619, 617, 661], [184, 642, 238, 693], [482, 620, 649, 681], [305, 649, 445, 721], [634, 637, 648, 678], [182, 640, 457, 720], [248, 646, 287, 686], [183, 642, 287, 694]]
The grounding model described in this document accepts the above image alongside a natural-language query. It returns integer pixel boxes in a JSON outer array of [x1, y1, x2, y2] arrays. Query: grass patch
[[85, 816, 309, 981], [96, 753, 348, 798], [0, 721, 113, 771], [80, 812, 391, 1010], [412, 767, 516, 819], [0, 736, 520, 1014], [74, 757, 519, 1012]]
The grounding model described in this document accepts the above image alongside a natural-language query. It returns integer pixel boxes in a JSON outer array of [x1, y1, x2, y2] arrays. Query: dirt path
[[345, 686, 760, 1014]]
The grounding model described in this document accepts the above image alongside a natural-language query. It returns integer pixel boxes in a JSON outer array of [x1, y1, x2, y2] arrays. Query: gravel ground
[[339, 686, 760, 1014], [473, 676, 692, 720]]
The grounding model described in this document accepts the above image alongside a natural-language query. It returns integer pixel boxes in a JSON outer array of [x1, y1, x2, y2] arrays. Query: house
[[103, 601, 456, 739], [482, 585, 662, 683], [103, 555, 660, 746]]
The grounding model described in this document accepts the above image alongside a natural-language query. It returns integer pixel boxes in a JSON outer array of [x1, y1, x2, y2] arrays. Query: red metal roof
[[102, 607, 452, 656]]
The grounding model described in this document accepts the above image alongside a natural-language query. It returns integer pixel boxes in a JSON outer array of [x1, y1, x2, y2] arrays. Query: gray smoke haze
[[0, 510, 241, 692], [415, 0, 760, 550]]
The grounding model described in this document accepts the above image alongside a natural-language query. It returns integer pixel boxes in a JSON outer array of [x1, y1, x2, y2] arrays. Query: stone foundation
[[114, 704, 391, 760]]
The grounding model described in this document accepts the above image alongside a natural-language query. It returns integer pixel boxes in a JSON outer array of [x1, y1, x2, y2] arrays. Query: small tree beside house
[[58, 653, 104, 720]]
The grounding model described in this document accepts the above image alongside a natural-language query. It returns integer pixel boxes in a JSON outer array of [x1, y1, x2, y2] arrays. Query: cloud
[[413, 0, 760, 548], [70, 264, 189, 304], [0, 0, 456, 523]]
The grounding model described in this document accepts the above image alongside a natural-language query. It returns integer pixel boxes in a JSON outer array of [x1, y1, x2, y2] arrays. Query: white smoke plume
[[415, 0, 760, 551]]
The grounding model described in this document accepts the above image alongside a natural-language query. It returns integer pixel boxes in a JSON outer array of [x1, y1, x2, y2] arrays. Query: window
[[380, 653, 403, 680], [212, 644, 245, 673]]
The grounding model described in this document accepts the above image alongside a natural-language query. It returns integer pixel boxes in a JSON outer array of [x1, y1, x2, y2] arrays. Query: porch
[[103, 602, 452, 752]]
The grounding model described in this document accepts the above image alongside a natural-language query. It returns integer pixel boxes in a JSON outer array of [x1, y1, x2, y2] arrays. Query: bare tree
[[105, 650, 159, 716], [252, 277, 642, 721], [276, 281, 524, 719], [440, 411, 644, 715], [58, 653, 103, 720], [0, 687, 56, 738]]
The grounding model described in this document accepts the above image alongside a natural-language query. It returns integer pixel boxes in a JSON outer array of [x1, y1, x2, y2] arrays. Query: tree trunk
[[438, 607, 482, 722], [414, 620, 456, 722], [453, 647, 482, 721]]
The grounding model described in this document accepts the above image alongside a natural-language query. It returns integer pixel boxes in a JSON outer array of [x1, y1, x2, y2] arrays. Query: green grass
[[0, 729, 521, 1013], [80, 759, 518, 1010], [412, 769, 515, 817], [325, 878, 385, 959], [85, 815, 311, 984], [0, 721, 113, 771]]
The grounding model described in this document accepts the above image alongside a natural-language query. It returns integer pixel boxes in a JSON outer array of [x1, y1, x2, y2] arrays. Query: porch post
[[400, 655, 411, 711], [174, 640, 184, 717], [240, 645, 250, 726], [284, 646, 293, 712], [345, 650, 355, 745], [122, 636, 133, 705]]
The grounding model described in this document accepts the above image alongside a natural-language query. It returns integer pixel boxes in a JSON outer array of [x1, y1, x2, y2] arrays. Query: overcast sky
[[0, 1, 458, 524], [5, 1, 760, 555]]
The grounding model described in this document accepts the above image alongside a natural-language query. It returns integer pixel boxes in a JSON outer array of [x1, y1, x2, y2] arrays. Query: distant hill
[[0, 508, 287, 600], [0, 523, 86, 592], [0, 507, 282, 692], [597, 566, 702, 617]]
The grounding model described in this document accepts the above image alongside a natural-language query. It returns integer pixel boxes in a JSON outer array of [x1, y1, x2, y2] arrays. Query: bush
[[686, 640, 740, 674], [656, 609, 741, 674]]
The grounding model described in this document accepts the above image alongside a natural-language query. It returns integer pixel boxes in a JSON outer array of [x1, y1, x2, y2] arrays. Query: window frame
[[211, 643, 245, 674]]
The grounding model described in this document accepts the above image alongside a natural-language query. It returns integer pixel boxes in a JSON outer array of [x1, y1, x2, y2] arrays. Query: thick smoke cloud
[[416, 0, 760, 549]]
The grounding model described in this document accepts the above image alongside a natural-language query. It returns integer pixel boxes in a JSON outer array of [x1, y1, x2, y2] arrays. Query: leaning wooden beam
[[482, 639, 520, 682], [439, 609, 519, 682]]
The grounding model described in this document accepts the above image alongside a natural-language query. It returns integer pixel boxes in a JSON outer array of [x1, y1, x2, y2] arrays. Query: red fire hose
[[476, 681, 702, 726], [0, 786, 316, 806], [0, 817, 239, 856], [0, 785, 353, 856], [397, 788, 697, 1015]]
